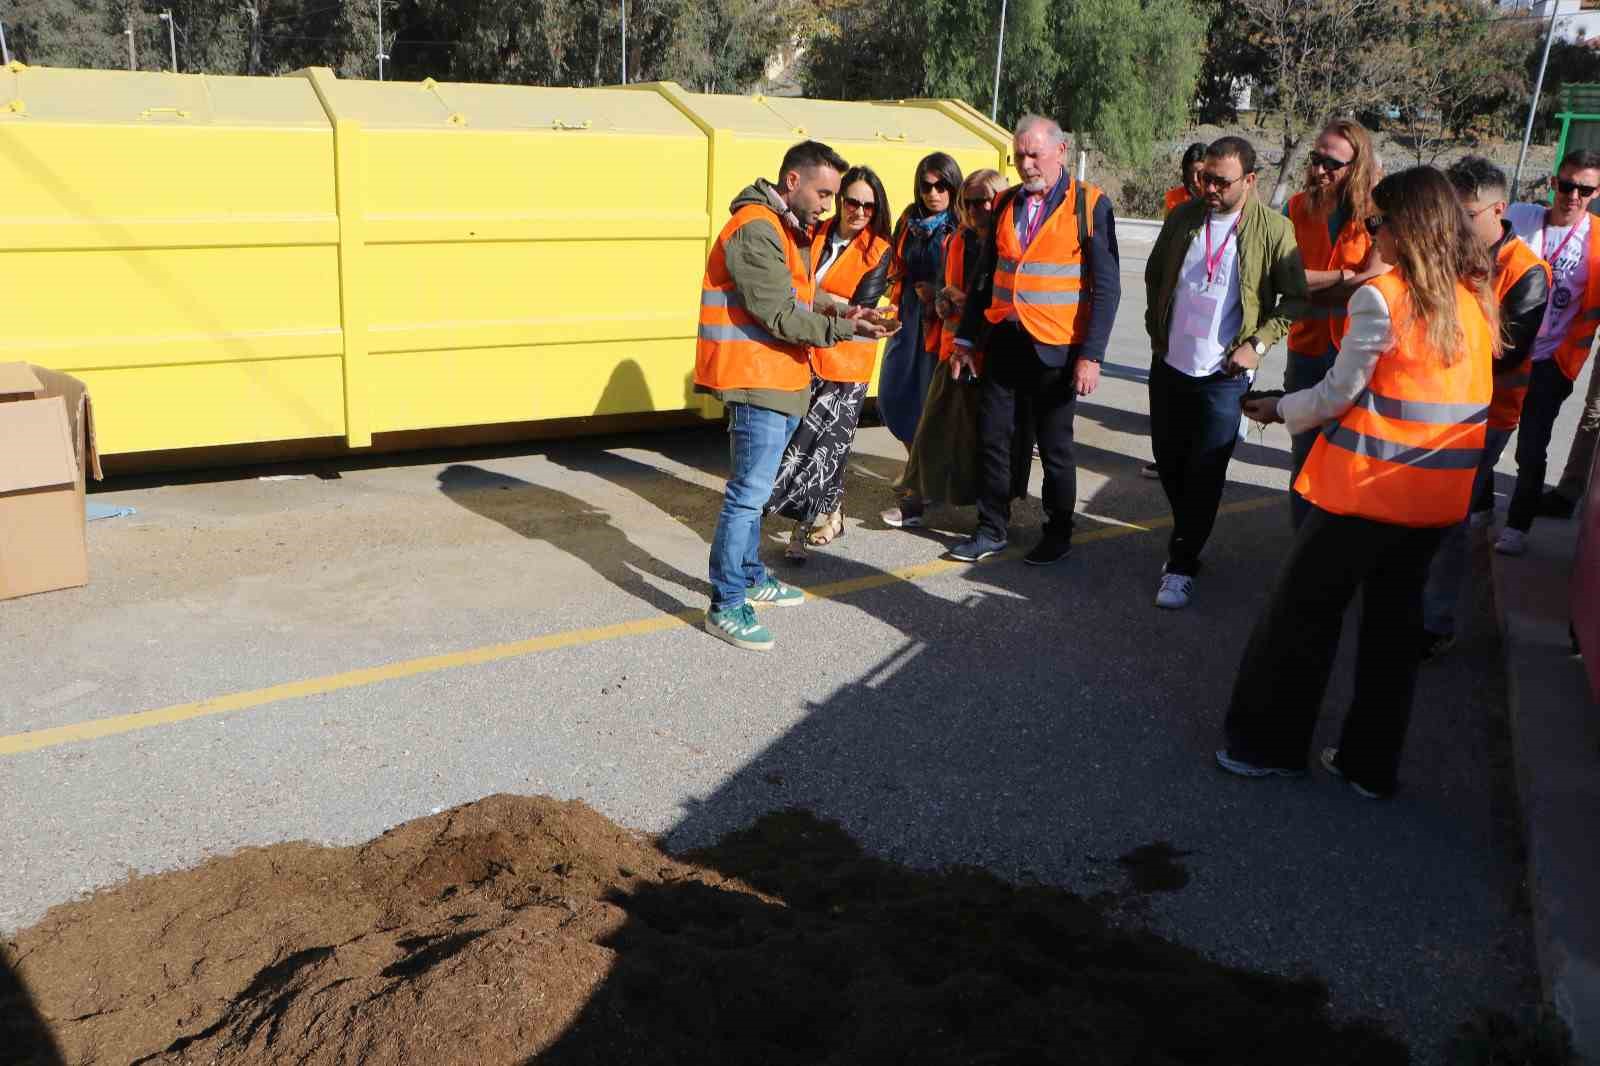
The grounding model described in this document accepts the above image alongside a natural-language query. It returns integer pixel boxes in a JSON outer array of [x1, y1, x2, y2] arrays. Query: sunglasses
[[1199, 171, 1246, 190], [841, 196, 876, 213], [1557, 178, 1599, 198], [1308, 152, 1353, 173], [1363, 214, 1387, 236], [919, 178, 953, 194], [1463, 202, 1501, 219], [963, 195, 994, 208]]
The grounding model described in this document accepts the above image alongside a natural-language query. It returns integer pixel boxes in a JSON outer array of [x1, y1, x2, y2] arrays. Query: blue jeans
[[1286, 348, 1337, 529], [1149, 361, 1249, 575], [709, 402, 801, 612], [1421, 426, 1512, 637]]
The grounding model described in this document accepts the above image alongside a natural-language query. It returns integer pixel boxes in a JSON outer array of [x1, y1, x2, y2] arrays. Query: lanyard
[[1542, 211, 1584, 271], [1204, 213, 1241, 286]]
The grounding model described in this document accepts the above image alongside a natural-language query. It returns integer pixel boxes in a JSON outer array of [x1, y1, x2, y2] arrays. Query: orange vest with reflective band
[[1287, 191, 1373, 358], [1548, 215, 1600, 382], [1487, 237, 1551, 430], [938, 230, 968, 363], [695, 203, 816, 393], [984, 181, 1102, 345], [1295, 273, 1493, 527], [810, 227, 891, 383], [1164, 186, 1191, 216]]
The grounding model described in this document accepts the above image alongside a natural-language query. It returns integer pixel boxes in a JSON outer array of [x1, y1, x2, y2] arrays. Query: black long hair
[[911, 152, 963, 219], [835, 164, 892, 243], [1180, 141, 1207, 196]]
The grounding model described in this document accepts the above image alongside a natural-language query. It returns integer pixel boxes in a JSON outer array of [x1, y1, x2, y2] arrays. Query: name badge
[[1178, 286, 1221, 339]]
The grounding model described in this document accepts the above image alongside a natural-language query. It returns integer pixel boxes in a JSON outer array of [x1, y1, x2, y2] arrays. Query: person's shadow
[[2, 950, 65, 1066], [436, 464, 711, 617]]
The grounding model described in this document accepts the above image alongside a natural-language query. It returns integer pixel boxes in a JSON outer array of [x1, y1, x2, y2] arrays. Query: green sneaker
[[704, 603, 775, 651], [747, 576, 805, 607]]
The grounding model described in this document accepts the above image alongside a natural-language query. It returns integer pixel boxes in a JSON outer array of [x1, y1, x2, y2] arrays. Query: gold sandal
[[785, 523, 810, 564], [805, 509, 845, 547]]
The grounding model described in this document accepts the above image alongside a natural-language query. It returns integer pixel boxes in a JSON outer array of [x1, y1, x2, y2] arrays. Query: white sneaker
[[1494, 528, 1527, 556], [1140, 461, 1160, 480], [1468, 509, 1494, 530], [1155, 571, 1193, 609]]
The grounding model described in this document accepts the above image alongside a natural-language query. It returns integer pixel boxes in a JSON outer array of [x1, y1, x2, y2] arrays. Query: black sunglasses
[[841, 196, 876, 213], [1199, 171, 1246, 190], [1363, 214, 1387, 236], [1557, 178, 1599, 198], [919, 178, 953, 194], [963, 195, 993, 208], [1308, 152, 1353, 173]]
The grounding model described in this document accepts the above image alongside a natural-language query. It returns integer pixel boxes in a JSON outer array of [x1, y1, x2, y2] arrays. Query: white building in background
[[1508, 0, 1600, 42]]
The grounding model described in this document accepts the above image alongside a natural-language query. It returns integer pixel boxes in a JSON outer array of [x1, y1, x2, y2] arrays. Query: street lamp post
[[990, 0, 1007, 122], [158, 10, 177, 73], [0, 21, 11, 66], [621, 0, 627, 83], [1513, 0, 1564, 199]]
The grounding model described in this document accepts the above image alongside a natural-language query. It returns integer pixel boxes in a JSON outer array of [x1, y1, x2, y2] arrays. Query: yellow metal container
[[0, 63, 1012, 458]]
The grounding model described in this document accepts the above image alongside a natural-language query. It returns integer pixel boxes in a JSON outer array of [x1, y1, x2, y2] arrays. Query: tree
[[1238, 0, 1410, 204]]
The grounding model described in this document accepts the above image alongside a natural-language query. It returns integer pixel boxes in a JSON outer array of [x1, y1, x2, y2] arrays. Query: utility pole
[[246, 3, 260, 76], [376, 0, 388, 80], [0, 21, 10, 66], [126, 7, 137, 70], [1513, 0, 1564, 200], [159, 10, 177, 73], [990, 0, 1007, 122], [620, 0, 627, 83]]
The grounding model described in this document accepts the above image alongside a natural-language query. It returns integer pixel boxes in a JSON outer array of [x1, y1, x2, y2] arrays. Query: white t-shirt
[[1165, 209, 1246, 377], [815, 234, 851, 284], [1506, 202, 1590, 363]]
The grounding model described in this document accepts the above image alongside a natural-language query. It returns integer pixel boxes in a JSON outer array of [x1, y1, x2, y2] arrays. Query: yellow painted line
[[0, 494, 1281, 757]]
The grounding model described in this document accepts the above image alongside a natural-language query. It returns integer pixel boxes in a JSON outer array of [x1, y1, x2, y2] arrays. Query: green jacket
[[1143, 194, 1310, 359]]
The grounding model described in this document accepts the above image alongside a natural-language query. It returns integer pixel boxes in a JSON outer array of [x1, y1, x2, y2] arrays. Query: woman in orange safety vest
[[766, 165, 893, 562], [1163, 142, 1208, 218], [1216, 165, 1498, 800]]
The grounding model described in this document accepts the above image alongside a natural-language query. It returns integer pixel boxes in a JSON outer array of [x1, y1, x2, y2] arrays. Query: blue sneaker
[[948, 534, 1008, 562], [704, 603, 775, 651], [1214, 749, 1306, 779], [748, 576, 805, 607]]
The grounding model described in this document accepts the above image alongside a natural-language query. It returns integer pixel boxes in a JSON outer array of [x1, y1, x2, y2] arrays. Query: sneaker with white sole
[[748, 576, 805, 607], [1319, 747, 1387, 799], [704, 603, 774, 651], [1140, 461, 1160, 480], [1155, 571, 1193, 609], [1215, 749, 1306, 779], [1493, 527, 1527, 556], [1468, 508, 1494, 530], [880, 504, 925, 528]]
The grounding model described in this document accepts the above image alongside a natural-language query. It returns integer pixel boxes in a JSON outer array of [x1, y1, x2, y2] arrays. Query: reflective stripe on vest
[[694, 202, 815, 393], [809, 227, 891, 383], [1294, 273, 1493, 527], [983, 181, 1101, 346], [1286, 191, 1372, 358], [1488, 237, 1550, 429]]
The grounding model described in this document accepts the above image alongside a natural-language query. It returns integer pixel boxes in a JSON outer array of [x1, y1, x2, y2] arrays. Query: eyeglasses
[[1463, 203, 1501, 219], [1363, 214, 1387, 236], [963, 195, 994, 209], [1199, 171, 1245, 190], [1557, 178, 1599, 198], [918, 178, 953, 194], [1308, 152, 1353, 173], [841, 196, 876, 213]]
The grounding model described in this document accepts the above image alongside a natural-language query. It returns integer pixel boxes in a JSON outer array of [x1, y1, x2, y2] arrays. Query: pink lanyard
[[1204, 214, 1241, 286], [1542, 212, 1582, 270]]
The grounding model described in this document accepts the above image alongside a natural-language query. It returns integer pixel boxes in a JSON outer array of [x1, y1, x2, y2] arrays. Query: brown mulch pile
[[4, 794, 1406, 1065]]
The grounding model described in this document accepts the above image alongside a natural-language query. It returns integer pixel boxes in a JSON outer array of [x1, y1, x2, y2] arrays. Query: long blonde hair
[[956, 169, 1009, 233], [1307, 118, 1379, 225], [1372, 166, 1501, 365]]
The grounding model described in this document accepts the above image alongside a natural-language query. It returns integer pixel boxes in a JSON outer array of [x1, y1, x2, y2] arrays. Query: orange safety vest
[[695, 203, 816, 393], [1286, 191, 1373, 358], [937, 230, 969, 363], [1294, 272, 1493, 527], [1487, 236, 1552, 431], [1541, 213, 1600, 382], [1164, 186, 1192, 216], [810, 227, 891, 383], [984, 181, 1102, 346]]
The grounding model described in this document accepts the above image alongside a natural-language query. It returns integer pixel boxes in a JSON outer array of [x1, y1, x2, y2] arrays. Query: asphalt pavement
[[2, 240, 1580, 1062]]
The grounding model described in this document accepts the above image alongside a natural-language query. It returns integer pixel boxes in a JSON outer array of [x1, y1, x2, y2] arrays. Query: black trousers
[[976, 324, 1078, 542], [1506, 359, 1576, 532], [1222, 506, 1444, 795], [1149, 361, 1249, 575]]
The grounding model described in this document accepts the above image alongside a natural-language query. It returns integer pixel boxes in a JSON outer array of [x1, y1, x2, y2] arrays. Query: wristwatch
[[1248, 336, 1267, 357]]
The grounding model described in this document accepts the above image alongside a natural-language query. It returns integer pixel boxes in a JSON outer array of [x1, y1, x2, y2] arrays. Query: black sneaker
[[1538, 489, 1577, 519], [1023, 535, 1072, 566], [948, 534, 1008, 562], [1420, 630, 1455, 662]]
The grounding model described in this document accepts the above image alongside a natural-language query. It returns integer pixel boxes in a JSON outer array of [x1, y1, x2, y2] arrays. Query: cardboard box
[[0, 363, 102, 600]]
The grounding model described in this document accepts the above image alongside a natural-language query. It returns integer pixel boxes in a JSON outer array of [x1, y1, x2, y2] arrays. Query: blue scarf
[[908, 209, 953, 236]]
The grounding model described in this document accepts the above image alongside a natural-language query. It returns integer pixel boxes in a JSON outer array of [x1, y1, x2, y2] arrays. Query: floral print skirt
[[765, 377, 870, 525]]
